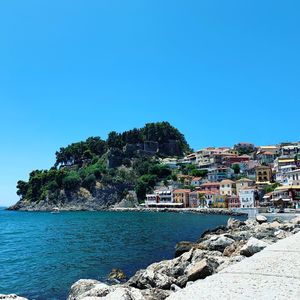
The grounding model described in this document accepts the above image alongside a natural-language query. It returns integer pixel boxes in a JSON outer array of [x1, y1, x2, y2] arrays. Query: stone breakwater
[[107, 207, 247, 216], [67, 215, 300, 300]]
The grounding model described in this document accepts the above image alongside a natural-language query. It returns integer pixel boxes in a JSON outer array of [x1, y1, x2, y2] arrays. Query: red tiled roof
[[173, 189, 191, 193], [201, 182, 220, 186]]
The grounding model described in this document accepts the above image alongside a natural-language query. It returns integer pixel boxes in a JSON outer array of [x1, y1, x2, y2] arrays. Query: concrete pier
[[168, 232, 300, 300]]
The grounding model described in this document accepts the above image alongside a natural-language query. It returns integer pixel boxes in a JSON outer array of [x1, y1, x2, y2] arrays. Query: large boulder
[[256, 215, 267, 224], [185, 259, 213, 281], [207, 235, 235, 252], [227, 218, 244, 230], [223, 241, 246, 257], [240, 237, 269, 257], [68, 280, 112, 300], [0, 295, 28, 300]]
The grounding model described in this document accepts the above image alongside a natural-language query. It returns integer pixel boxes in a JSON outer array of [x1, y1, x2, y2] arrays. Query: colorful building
[[200, 182, 220, 193], [220, 179, 236, 196], [211, 194, 228, 208], [256, 166, 272, 184], [173, 189, 191, 208], [227, 195, 240, 209], [236, 178, 254, 195], [189, 191, 206, 208]]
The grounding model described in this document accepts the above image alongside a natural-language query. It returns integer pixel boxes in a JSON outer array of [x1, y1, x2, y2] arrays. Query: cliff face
[[9, 184, 132, 211]]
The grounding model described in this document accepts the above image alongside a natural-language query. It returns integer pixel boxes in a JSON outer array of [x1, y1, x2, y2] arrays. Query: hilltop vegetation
[[13, 122, 191, 209]]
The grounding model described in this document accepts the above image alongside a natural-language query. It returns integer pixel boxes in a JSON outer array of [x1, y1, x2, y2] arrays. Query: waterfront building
[[227, 195, 240, 209], [145, 193, 158, 206], [236, 178, 255, 195], [145, 189, 175, 207], [173, 189, 191, 208], [239, 188, 257, 208], [189, 191, 206, 208], [220, 179, 235, 196], [211, 194, 227, 208]]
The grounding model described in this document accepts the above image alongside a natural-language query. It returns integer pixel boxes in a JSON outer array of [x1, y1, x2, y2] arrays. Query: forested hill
[[10, 122, 191, 210]]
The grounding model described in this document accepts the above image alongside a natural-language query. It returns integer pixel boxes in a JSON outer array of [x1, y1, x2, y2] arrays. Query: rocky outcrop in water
[[8, 185, 132, 211], [68, 215, 300, 300]]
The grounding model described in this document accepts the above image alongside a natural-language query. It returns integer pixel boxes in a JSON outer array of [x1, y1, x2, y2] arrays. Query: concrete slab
[[168, 233, 300, 300], [168, 273, 300, 300]]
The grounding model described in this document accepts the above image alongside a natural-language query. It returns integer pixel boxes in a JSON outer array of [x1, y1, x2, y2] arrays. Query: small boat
[[51, 207, 60, 214]]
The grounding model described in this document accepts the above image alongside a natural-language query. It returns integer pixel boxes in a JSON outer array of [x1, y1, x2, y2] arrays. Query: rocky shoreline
[[67, 215, 300, 300], [7, 206, 247, 216]]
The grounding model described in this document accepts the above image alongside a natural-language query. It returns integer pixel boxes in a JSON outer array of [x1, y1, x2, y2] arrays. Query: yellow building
[[173, 189, 191, 208], [256, 166, 272, 184], [212, 194, 228, 208]]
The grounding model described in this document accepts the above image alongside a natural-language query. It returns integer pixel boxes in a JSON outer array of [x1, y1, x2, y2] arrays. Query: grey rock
[[256, 215, 267, 224], [240, 237, 269, 257], [227, 218, 244, 230], [208, 235, 235, 252], [185, 259, 212, 281]]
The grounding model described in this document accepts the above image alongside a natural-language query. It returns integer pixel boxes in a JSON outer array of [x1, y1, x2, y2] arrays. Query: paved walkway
[[168, 232, 300, 300]]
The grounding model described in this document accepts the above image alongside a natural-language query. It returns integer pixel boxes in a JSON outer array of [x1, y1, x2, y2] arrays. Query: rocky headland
[[67, 215, 300, 300]]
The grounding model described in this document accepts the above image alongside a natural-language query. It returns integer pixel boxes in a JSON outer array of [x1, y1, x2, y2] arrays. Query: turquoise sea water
[[0, 208, 244, 299]]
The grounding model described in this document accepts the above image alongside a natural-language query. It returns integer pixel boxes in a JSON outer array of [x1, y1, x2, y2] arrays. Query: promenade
[[168, 232, 300, 300]]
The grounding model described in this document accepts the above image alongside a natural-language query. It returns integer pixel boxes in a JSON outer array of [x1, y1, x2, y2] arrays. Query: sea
[[0, 208, 245, 299]]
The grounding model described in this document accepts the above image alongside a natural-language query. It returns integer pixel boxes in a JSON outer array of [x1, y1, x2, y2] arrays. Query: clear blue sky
[[0, 0, 299, 206]]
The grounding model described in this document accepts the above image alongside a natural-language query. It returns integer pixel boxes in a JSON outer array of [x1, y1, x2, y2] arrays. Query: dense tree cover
[[264, 182, 281, 194], [233, 143, 256, 155], [178, 164, 208, 177], [55, 137, 107, 167], [17, 122, 190, 203], [106, 121, 192, 154]]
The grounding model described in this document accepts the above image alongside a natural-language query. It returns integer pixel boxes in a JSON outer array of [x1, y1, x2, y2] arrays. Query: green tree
[[62, 172, 81, 190], [232, 164, 240, 174], [135, 174, 157, 201]]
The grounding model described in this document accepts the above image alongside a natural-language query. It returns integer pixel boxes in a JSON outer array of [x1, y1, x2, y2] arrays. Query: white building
[[239, 188, 256, 208], [220, 179, 235, 196], [275, 164, 297, 184], [145, 189, 173, 207], [285, 169, 300, 186]]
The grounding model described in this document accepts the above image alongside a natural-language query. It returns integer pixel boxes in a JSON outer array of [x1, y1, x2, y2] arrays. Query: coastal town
[[145, 142, 300, 211]]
